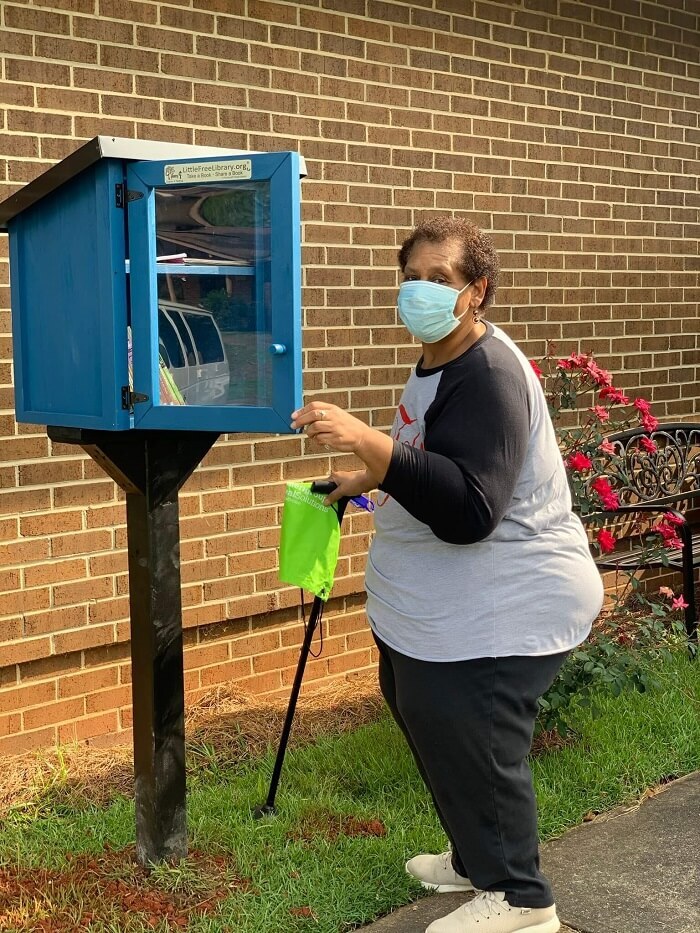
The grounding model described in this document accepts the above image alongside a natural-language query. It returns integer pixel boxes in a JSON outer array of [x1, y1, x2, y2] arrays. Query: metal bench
[[581, 422, 700, 643]]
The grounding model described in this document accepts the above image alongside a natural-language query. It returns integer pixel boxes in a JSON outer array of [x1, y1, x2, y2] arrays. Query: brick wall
[[0, 0, 698, 754]]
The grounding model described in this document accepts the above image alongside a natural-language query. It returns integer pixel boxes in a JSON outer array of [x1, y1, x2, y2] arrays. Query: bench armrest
[[581, 504, 689, 527]]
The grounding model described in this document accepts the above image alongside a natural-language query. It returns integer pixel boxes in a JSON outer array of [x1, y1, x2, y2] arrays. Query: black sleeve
[[379, 347, 531, 545]]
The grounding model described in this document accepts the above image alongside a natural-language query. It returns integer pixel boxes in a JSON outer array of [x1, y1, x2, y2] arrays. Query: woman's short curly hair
[[398, 216, 500, 309]]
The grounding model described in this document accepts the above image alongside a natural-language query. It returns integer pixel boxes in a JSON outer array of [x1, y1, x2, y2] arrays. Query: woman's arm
[[380, 358, 531, 543], [290, 403, 394, 485]]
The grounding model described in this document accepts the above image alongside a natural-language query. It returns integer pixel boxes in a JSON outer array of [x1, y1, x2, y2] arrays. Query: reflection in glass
[[153, 182, 272, 407]]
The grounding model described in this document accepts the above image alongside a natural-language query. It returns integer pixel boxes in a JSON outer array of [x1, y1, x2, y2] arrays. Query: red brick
[[0, 680, 56, 715], [74, 67, 134, 93], [53, 482, 115, 509], [5, 5, 70, 32], [230, 670, 283, 695], [24, 696, 85, 730], [88, 596, 129, 625], [0, 569, 20, 595], [0, 727, 56, 757], [88, 552, 128, 576], [281, 654, 328, 685], [58, 711, 120, 744], [184, 642, 229, 671], [58, 667, 119, 699], [182, 603, 226, 629], [0, 712, 21, 737], [99, 0, 157, 22], [199, 657, 252, 688], [73, 15, 135, 42], [35, 35, 98, 64], [0, 539, 50, 566], [0, 516, 18, 541], [0, 26, 32, 61], [24, 605, 87, 637], [85, 684, 131, 714], [85, 504, 127, 529], [24, 558, 86, 589], [252, 645, 302, 674], [52, 623, 115, 654], [0, 589, 51, 620]]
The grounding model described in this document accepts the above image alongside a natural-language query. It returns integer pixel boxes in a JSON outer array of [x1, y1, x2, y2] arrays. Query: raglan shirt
[[365, 322, 604, 662]]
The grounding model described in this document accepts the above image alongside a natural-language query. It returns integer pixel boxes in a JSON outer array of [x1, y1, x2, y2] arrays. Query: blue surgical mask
[[397, 280, 473, 343]]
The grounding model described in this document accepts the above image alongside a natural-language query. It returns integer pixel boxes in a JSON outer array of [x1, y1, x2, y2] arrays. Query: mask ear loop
[[456, 279, 480, 324], [450, 279, 474, 326]]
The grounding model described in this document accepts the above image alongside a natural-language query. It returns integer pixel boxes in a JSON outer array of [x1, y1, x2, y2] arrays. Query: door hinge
[[115, 184, 144, 208], [122, 386, 149, 410]]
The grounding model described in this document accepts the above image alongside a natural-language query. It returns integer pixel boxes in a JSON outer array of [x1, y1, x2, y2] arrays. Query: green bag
[[278, 482, 341, 601]]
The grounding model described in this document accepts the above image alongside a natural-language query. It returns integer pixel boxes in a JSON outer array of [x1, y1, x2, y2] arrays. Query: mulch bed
[[0, 845, 248, 931]]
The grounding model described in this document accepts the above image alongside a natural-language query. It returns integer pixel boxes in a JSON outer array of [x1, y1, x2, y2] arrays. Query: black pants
[[373, 633, 568, 908]]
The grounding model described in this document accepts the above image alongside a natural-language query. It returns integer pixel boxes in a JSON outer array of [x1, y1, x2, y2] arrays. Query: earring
[[472, 308, 480, 324]]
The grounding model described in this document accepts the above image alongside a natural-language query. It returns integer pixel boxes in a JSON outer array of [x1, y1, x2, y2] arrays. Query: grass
[[0, 651, 699, 932]]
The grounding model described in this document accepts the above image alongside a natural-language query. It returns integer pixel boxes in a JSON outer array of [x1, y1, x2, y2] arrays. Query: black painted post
[[126, 461, 188, 865], [47, 427, 219, 865]]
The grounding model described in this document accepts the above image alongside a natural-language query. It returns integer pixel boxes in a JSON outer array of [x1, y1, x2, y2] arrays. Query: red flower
[[591, 476, 620, 510], [633, 397, 652, 415], [586, 361, 613, 387], [596, 529, 617, 554], [529, 360, 543, 378], [599, 439, 617, 455], [556, 352, 612, 387], [663, 512, 685, 526], [590, 405, 610, 422], [639, 436, 657, 453], [557, 352, 588, 370], [599, 386, 630, 406], [659, 586, 689, 612], [652, 519, 682, 551], [641, 413, 659, 432], [567, 451, 593, 472]]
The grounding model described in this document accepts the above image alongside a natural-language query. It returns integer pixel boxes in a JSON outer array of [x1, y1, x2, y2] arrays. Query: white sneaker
[[426, 891, 560, 933], [405, 850, 475, 893]]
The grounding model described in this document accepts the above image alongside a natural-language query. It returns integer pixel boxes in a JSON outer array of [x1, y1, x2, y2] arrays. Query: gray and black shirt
[[365, 322, 603, 662]]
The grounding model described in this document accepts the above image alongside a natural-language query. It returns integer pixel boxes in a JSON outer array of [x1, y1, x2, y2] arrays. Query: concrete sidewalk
[[360, 771, 700, 933]]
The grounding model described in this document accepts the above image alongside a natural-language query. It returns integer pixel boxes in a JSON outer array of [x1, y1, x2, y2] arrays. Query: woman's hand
[[291, 400, 394, 484], [290, 402, 370, 453], [322, 469, 376, 506]]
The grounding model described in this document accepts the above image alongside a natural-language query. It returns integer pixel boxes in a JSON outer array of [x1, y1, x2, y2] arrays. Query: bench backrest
[[605, 423, 700, 510]]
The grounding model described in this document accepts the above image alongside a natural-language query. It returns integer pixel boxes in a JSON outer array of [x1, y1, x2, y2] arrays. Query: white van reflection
[[158, 302, 230, 405]]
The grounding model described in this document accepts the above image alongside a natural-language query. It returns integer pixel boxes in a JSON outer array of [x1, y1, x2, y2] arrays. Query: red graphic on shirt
[[394, 402, 424, 449], [377, 400, 424, 507]]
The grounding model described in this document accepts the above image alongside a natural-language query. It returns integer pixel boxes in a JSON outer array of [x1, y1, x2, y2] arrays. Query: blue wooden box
[[0, 137, 304, 433]]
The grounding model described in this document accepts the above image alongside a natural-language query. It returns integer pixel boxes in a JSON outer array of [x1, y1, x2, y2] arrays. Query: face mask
[[397, 280, 473, 344]]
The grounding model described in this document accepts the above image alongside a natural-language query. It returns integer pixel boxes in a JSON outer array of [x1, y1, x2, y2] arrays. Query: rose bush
[[531, 346, 693, 734]]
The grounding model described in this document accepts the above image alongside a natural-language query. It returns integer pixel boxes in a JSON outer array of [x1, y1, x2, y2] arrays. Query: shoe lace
[[462, 892, 512, 919], [440, 851, 453, 872]]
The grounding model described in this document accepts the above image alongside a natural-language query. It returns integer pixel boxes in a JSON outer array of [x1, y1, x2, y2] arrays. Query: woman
[[290, 217, 603, 933]]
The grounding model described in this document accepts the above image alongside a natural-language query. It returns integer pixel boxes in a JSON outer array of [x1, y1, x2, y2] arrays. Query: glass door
[[126, 151, 302, 433]]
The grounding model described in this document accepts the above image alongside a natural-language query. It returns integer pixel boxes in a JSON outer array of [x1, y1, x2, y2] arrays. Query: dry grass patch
[[0, 673, 384, 814]]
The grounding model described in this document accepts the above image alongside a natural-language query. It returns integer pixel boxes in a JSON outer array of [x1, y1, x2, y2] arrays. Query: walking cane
[[254, 481, 354, 818]]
